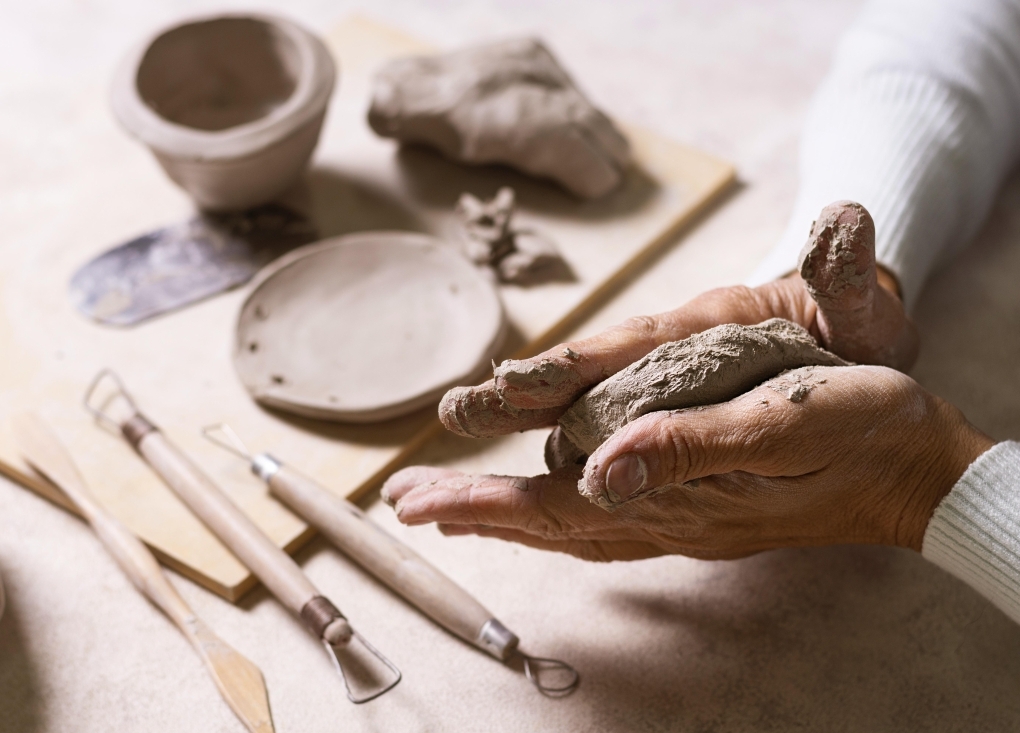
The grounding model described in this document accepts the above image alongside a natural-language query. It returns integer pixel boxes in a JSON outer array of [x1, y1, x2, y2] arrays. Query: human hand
[[440, 201, 919, 439], [386, 366, 992, 560]]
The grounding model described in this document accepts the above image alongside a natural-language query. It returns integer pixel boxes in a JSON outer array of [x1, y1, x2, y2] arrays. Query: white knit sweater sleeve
[[748, 0, 1020, 309], [923, 443, 1020, 625]]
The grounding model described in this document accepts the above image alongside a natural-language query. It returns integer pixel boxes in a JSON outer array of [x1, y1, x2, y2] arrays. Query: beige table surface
[[3, 1, 1020, 731]]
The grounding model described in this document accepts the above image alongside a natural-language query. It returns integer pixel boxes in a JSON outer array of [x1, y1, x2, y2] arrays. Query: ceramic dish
[[234, 232, 506, 422], [111, 13, 336, 211]]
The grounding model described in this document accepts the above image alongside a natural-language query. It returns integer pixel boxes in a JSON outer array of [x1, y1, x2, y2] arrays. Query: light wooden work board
[[0, 16, 734, 600]]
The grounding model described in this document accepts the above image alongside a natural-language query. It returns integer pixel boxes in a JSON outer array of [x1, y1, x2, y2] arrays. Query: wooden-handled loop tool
[[84, 369, 401, 704], [202, 422, 580, 697], [14, 412, 276, 733]]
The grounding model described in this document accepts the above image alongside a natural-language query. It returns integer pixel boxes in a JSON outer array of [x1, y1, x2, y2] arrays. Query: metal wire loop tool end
[[84, 368, 140, 430], [203, 423, 401, 704], [516, 651, 580, 697]]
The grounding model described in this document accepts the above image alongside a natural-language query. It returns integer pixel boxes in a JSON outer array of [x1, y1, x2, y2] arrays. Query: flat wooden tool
[[13, 413, 274, 733], [0, 16, 735, 599]]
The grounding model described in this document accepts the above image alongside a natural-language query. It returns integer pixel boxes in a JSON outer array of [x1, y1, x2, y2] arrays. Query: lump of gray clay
[[368, 38, 631, 199], [456, 187, 567, 285], [558, 319, 851, 461]]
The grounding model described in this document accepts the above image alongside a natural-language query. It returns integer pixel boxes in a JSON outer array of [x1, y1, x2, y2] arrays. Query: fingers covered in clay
[[399, 365, 994, 559], [578, 383, 797, 509], [438, 380, 563, 438], [557, 319, 847, 464], [439, 286, 806, 438], [798, 201, 919, 369]]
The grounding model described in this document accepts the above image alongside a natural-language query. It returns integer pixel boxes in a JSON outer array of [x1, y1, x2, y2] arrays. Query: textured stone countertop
[[3, 1, 1020, 731]]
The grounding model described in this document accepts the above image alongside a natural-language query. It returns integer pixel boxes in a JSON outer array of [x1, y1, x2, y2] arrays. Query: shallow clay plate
[[234, 232, 505, 422]]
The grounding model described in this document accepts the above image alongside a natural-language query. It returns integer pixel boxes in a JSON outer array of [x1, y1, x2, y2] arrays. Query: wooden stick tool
[[83, 370, 401, 704], [202, 423, 580, 697], [13, 413, 275, 733]]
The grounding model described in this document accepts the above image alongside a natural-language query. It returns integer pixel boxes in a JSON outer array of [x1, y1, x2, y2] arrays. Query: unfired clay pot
[[111, 14, 336, 211]]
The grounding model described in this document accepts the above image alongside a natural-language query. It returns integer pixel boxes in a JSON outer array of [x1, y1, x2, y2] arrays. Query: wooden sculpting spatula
[[14, 413, 275, 733]]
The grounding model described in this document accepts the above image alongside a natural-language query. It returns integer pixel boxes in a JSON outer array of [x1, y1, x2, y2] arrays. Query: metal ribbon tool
[[202, 423, 580, 697], [84, 370, 401, 703]]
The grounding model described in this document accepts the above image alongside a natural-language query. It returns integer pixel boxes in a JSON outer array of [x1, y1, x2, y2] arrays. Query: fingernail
[[605, 453, 647, 502], [380, 486, 396, 507]]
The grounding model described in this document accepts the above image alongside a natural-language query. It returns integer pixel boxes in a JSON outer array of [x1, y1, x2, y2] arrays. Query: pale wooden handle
[[86, 504, 197, 627], [13, 414, 196, 629], [270, 465, 494, 647], [137, 431, 320, 617]]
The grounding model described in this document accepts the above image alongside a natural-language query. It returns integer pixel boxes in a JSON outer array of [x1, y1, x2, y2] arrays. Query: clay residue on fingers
[[796, 200, 919, 369], [764, 366, 829, 403], [798, 200, 875, 310], [560, 319, 849, 458], [438, 381, 562, 438], [493, 355, 591, 409]]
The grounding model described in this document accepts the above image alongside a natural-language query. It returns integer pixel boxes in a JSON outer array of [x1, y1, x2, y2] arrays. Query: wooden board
[[0, 16, 734, 600]]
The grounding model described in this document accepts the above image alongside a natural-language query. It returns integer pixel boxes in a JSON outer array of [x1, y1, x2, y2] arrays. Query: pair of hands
[[383, 205, 993, 560]]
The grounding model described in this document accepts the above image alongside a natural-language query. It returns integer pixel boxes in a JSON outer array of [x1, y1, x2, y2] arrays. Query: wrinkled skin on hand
[[384, 367, 993, 560], [439, 201, 919, 439]]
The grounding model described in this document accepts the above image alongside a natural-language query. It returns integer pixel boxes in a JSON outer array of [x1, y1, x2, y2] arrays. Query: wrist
[[896, 419, 995, 551]]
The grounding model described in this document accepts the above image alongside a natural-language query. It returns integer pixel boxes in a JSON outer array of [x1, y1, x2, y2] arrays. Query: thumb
[[579, 396, 788, 507]]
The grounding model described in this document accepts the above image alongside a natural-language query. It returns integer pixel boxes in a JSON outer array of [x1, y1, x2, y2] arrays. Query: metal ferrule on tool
[[476, 618, 519, 660]]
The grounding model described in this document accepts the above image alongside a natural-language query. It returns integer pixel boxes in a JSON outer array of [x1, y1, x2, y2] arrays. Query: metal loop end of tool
[[201, 424, 281, 481], [516, 651, 580, 698], [201, 423, 254, 461], [324, 631, 402, 704], [83, 369, 155, 448], [301, 596, 401, 704]]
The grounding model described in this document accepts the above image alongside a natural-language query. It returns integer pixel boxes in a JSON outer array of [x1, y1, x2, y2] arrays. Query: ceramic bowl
[[111, 14, 336, 211]]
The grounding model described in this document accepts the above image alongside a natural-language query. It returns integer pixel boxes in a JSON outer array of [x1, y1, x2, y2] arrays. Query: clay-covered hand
[[441, 201, 919, 439], [387, 366, 993, 560]]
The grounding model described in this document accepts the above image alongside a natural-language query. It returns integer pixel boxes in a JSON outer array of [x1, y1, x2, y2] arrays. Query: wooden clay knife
[[83, 371, 400, 703], [203, 424, 580, 696], [14, 413, 275, 733]]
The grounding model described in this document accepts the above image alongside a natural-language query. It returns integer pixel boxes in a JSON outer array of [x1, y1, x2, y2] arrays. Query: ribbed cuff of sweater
[[922, 441, 1020, 624], [747, 68, 1000, 310]]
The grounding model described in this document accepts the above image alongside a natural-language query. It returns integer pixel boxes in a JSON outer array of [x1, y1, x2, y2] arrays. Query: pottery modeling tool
[[202, 423, 580, 697], [13, 413, 274, 733], [83, 371, 401, 703], [70, 204, 317, 326]]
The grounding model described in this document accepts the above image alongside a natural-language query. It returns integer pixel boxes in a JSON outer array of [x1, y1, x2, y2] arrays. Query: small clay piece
[[456, 187, 566, 285], [457, 188, 517, 266], [234, 232, 506, 423], [764, 365, 830, 404], [558, 319, 850, 474], [368, 38, 631, 199], [111, 14, 336, 211]]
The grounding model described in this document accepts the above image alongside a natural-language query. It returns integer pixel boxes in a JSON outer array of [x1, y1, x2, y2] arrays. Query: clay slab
[[234, 232, 506, 422]]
